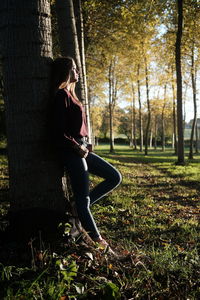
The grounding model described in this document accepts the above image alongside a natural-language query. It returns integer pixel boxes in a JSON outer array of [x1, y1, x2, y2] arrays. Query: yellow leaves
[[59, 296, 69, 300], [175, 244, 185, 253]]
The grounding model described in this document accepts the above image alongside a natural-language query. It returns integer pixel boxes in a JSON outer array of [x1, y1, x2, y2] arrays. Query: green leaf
[[101, 282, 121, 300]]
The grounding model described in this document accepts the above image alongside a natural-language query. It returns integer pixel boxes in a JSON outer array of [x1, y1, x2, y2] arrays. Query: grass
[[0, 144, 200, 299]]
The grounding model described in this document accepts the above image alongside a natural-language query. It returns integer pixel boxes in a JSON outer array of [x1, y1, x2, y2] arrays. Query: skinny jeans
[[62, 149, 122, 239]]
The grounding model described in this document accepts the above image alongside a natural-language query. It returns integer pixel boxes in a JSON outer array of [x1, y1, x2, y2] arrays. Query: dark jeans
[[62, 150, 122, 239]]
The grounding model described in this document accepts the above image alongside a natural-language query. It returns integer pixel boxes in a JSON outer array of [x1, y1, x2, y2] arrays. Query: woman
[[53, 57, 122, 247]]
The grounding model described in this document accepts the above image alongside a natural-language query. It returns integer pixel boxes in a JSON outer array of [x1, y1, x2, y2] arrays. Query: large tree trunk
[[175, 0, 184, 164], [137, 64, 143, 152], [0, 1, 66, 222], [144, 57, 151, 155]]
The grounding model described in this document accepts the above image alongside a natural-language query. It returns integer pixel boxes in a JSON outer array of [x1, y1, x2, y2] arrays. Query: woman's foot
[[94, 237, 109, 248], [93, 236, 117, 256]]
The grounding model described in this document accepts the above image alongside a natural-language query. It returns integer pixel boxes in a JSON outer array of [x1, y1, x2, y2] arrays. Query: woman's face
[[70, 61, 79, 83]]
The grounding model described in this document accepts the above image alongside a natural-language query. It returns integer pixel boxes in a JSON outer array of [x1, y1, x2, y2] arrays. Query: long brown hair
[[51, 56, 79, 101]]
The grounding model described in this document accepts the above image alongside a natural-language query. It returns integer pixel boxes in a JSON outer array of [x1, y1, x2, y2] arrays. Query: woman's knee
[[112, 169, 122, 187]]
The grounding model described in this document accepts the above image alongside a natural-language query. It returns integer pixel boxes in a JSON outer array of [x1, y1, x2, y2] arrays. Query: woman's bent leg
[[63, 152, 100, 239], [86, 152, 122, 205]]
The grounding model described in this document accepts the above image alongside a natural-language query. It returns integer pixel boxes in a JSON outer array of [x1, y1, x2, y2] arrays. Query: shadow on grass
[[96, 147, 200, 164], [97, 151, 177, 164], [96, 149, 200, 197]]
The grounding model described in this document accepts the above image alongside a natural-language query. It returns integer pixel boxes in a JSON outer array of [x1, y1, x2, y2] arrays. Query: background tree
[[55, 0, 91, 141], [175, 0, 184, 164]]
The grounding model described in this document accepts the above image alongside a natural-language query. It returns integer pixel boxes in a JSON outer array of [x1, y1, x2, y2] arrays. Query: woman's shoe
[[93, 237, 117, 256], [95, 237, 109, 248]]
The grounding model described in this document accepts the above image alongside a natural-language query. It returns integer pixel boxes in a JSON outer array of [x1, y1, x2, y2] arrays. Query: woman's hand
[[78, 144, 89, 158], [73, 144, 89, 158]]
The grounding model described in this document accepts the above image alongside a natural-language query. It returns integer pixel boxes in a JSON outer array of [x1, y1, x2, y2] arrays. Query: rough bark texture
[[0, 0, 66, 215], [175, 0, 184, 164]]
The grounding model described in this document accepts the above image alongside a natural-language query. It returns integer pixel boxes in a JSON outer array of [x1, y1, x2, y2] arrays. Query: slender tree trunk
[[172, 67, 177, 154], [109, 62, 114, 153], [154, 116, 157, 150], [56, 0, 84, 102], [195, 121, 199, 154], [55, 0, 74, 56], [161, 111, 165, 152], [76, 0, 92, 143], [161, 85, 167, 152], [189, 46, 197, 159], [137, 64, 143, 152], [131, 83, 137, 150], [130, 96, 134, 147], [0, 0, 66, 217], [56, 0, 91, 143], [175, 0, 184, 164], [68, 0, 84, 101], [144, 58, 151, 155], [149, 129, 153, 148]]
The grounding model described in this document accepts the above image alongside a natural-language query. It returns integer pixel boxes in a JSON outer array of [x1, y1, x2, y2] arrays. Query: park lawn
[[0, 144, 200, 299]]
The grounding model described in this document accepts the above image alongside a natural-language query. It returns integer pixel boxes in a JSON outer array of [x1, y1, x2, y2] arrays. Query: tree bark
[[175, 0, 184, 164], [189, 45, 197, 159], [56, 0, 91, 142], [144, 57, 151, 155], [55, 0, 84, 101], [77, 0, 92, 143], [0, 0, 66, 216], [172, 67, 177, 154], [154, 116, 157, 150], [131, 83, 137, 150], [161, 85, 167, 152], [55, 0, 74, 57], [109, 61, 114, 153], [149, 129, 153, 148], [195, 121, 199, 154], [137, 64, 143, 152]]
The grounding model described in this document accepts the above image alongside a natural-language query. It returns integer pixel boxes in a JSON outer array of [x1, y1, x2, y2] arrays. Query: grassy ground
[[0, 144, 200, 299]]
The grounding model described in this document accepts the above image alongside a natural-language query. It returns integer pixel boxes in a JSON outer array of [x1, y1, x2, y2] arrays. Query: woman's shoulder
[[54, 88, 71, 108]]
